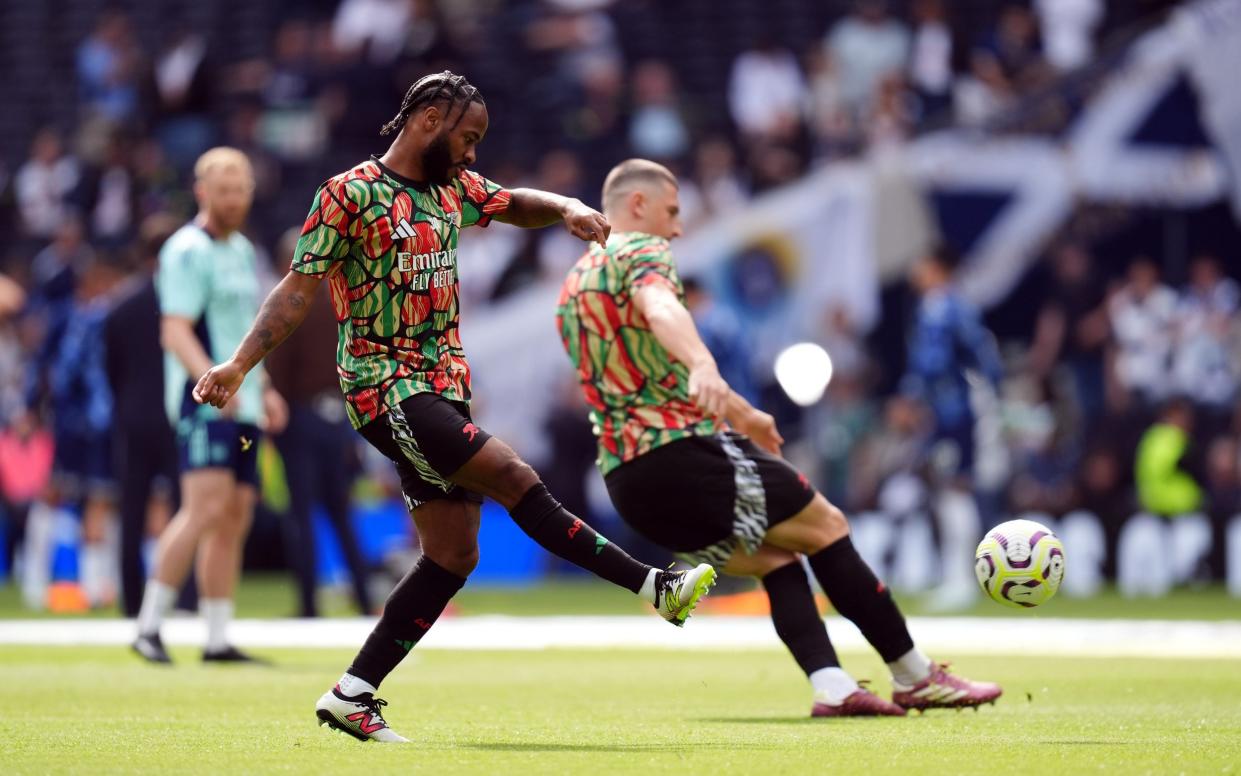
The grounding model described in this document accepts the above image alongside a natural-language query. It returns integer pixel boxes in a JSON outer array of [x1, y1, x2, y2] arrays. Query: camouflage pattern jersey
[[556, 231, 718, 475], [292, 157, 511, 428]]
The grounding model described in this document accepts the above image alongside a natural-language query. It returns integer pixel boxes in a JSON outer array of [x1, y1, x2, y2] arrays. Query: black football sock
[[806, 536, 914, 662], [762, 562, 840, 676], [346, 556, 465, 688], [509, 483, 652, 593]]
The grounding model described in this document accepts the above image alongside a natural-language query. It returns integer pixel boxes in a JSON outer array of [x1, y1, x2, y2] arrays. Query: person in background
[[1028, 243, 1109, 432], [53, 258, 123, 608], [76, 8, 144, 125], [133, 148, 287, 664], [825, 0, 910, 114], [728, 34, 807, 142], [265, 227, 374, 618], [0, 272, 26, 423], [1134, 397, 1202, 519], [14, 129, 81, 242], [24, 218, 93, 408], [907, 0, 953, 118], [1107, 255, 1178, 415], [103, 214, 183, 618], [682, 277, 757, 406], [902, 244, 1003, 611], [1172, 254, 1239, 425]]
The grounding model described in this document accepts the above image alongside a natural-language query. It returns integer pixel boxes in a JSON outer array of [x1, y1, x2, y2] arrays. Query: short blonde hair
[[601, 158, 677, 212], [194, 147, 253, 183]]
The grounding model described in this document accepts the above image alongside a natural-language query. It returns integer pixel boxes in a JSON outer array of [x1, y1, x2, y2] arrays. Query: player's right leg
[[386, 393, 714, 626]]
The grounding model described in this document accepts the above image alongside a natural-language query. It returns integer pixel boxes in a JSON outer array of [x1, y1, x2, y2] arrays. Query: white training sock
[[638, 568, 659, 604], [80, 543, 110, 607], [202, 598, 234, 652], [888, 647, 933, 688], [337, 673, 379, 698], [20, 502, 56, 611], [136, 580, 177, 636], [809, 667, 860, 705]]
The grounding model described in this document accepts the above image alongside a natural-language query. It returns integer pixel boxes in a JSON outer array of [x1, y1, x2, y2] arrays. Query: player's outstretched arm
[[495, 188, 610, 245], [193, 270, 324, 408]]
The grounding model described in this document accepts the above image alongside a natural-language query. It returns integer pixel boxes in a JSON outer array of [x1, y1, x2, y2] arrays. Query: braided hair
[[380, 70, 485, 137]]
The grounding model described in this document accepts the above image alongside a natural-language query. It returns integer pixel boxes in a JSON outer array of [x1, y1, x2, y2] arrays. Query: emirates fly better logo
[[394, 218, 457, 290]]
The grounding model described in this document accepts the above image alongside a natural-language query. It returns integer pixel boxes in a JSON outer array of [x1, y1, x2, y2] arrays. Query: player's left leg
[[316, 498, 477, 744], [193, 481, 261, 662], [195, 422, 265, 663], [765, 495, 1001, 711], [723, 545, 904, 717]]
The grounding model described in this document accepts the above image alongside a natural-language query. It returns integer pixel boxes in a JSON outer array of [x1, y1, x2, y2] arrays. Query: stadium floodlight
[[773, 342, 833, 407]]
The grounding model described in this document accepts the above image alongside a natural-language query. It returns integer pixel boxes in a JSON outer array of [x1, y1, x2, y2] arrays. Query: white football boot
[[653, 563, 717, 626], [315, 685, 409, 743]]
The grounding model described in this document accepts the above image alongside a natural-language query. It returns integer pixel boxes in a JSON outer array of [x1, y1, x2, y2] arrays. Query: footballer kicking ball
[[974, 519, 1066, 608]]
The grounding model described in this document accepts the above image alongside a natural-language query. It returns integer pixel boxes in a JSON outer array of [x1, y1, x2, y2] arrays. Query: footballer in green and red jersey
[[292, 157, 510, 430]]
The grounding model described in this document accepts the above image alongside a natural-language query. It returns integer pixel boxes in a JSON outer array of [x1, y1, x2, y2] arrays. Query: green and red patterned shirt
[[556, 231, 717, 475], [292, 157, 511, 428]]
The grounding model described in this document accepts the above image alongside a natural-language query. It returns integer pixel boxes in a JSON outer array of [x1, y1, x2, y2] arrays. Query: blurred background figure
[[683, 277, 758, 407], [902, 245, 1003, 610], [15, 130, 82, 245], [265, 227, 373, 618], [1172, 254, 1239, 424], [1028, 243, 1110, 434], [76, 9, 145, 127], [826, 0, 910, 115], [50, 258, 122, 609], [103, 214, 183, 618], [134, 148, 284, 663], [1108, 256, 1178, 416]]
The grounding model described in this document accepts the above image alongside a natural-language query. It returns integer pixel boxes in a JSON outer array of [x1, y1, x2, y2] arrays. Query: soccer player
[[192, 72, 716, 743], [132, 148, 288, 664], [556, 159, 1003, 717]]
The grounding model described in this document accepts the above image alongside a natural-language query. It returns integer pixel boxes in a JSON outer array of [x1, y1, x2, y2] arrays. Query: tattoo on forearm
[[241, 288, 309, 367]]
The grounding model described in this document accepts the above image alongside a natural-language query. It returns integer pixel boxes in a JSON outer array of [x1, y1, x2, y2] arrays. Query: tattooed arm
[[193, 270, 324, 409]]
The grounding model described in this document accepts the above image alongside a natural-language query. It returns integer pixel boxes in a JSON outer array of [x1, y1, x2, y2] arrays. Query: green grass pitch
[[2, 645, 1239, 774]]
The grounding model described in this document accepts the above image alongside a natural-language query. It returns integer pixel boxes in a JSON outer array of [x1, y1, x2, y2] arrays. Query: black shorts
[[357, 392, 492, 510], [604, 431, 817, 567]]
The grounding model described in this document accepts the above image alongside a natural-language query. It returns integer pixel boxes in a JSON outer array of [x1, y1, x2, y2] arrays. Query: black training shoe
[[132, 632, 173, 664], [202, 645, 271, 664]]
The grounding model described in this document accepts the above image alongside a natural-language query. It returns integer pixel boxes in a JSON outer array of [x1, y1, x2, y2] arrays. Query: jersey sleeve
[[624, 237, 681, 295], [455, 170, 512, 228], [157, 235, 209, 320], [292, 178, 355, 276]]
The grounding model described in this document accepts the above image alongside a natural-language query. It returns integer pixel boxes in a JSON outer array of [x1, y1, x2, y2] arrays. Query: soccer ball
[[974, 519, 1066, 608]]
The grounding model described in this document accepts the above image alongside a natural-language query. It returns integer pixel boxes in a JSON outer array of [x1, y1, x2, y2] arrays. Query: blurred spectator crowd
[[0, 0, 1232, 601]]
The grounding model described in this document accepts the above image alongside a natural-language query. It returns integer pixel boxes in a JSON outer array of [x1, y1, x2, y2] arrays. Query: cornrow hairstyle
[[380, 70, 485, 136]]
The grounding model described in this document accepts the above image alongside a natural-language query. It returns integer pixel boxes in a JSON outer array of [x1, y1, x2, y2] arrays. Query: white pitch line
[[1, 616, 1240, 658]]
